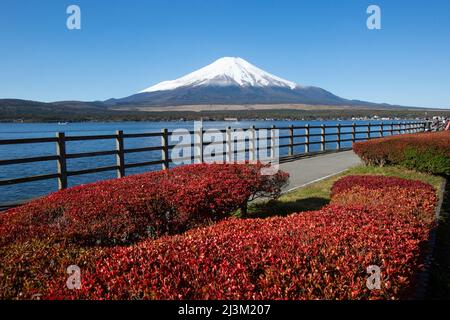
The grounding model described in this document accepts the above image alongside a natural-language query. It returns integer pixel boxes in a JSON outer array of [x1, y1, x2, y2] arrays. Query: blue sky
[[0, 0, 449, 108]]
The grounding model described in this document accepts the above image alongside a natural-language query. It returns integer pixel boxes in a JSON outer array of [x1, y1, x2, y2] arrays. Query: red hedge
[[0, 163, 289, 246], [0, 239, 102, 300], [331, 175, 436, 196], [0, 173, 437, 300], [42, 176, 436, 300], [331, 176, 437, 224], [352, 131, 450, 175]]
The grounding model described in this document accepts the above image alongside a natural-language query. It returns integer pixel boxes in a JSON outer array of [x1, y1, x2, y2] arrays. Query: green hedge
[[353, 131, 450, 176]]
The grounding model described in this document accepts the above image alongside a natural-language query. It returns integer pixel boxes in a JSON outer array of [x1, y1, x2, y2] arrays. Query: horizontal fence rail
[[0, 121, 429, 202]]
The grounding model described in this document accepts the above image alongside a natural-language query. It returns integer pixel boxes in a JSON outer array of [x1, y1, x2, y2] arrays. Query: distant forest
[[1, 101, 449, 122]]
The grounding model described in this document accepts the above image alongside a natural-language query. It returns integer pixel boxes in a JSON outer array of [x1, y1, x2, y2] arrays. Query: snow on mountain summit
[[140, 57, 299, 93]]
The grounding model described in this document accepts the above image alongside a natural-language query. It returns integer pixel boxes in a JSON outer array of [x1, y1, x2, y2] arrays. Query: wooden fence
[[0, 121, 427, 192]]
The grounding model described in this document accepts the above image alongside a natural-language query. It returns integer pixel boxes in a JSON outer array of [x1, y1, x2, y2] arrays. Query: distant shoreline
[[0, 116, 436, 124], [1, 105, 449, 123]]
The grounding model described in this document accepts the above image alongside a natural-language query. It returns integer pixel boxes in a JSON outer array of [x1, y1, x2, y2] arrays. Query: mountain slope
[[107, 57, 358, 107], [140, 57, 297, 92], [109, 85, 352, 106]]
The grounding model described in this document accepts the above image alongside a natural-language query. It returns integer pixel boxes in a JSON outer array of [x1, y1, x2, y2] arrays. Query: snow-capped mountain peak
[[140, 57, 299, 93]]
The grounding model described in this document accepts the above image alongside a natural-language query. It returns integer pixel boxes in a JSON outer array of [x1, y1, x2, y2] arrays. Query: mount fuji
[[0, 57, 439, 122], [106, 57, 377, 107], [142, 57, 298, 92]]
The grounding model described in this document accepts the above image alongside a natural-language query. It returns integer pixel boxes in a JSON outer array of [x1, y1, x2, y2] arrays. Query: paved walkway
[[279, 151, 362, 193]]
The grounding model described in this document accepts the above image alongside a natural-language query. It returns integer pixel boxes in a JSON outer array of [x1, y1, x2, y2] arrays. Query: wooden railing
[[0, 121, 428, 192]]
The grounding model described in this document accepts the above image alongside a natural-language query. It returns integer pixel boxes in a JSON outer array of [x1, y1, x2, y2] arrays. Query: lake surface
[[0, 120, 411, 205]]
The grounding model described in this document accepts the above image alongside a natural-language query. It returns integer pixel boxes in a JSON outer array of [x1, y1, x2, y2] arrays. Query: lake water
[[0, 120, 411, 205]]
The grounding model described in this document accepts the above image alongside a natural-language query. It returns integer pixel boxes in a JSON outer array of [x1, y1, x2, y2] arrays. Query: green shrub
[[353, 131, 450, 176], [401, 147, 450, 176]]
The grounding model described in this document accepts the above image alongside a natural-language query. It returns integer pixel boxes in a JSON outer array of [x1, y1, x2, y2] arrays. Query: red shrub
[[331, 177, 437, 224], [0, 163, 289, 246], [0, 239, 104, 300], [331, 175, 436, 196], [0, 173, 437, 300], [44, 201, 433, 300], [352, 131, 450, 175]]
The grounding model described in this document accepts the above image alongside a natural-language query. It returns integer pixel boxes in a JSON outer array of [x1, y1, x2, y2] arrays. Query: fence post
[[336, 123, 341, 150], [288, 125, 294, 156], [271, 125, 276, 159], [320, 124, 325, 152], [249, 125, 257, 162], [115, 130, 125, 178], [56, 132, 68, 190], [305, 124, 310, 153], [368, 123, 372, 140], [352, 123, 356, 143], [226, 126, 233, 163], [161, 128, 169, 170], [195, 125, 204, 163]]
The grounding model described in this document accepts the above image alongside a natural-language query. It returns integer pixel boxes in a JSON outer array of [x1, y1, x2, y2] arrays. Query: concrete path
[[279, 151, 362, 193]]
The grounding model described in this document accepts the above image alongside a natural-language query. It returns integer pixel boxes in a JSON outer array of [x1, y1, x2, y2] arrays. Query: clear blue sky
[[0, 0, 449, 108]]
